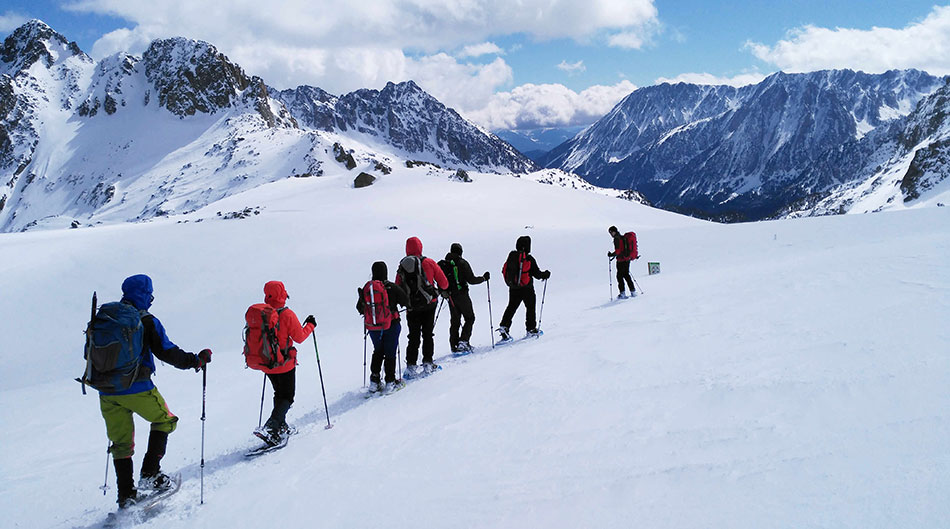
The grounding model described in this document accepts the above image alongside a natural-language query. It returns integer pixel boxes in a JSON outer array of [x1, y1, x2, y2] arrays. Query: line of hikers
[[79, 227, 637, 508]]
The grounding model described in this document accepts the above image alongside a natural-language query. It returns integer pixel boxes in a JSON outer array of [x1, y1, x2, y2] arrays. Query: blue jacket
[[99, 274, 199, 396]]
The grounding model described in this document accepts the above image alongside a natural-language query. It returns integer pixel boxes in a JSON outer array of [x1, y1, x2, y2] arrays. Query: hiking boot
[[138, 471, 173, 493], [117, 492, 138, 509], [404, 365, 420, 378], [457, 341, 473, 352], [253, 426, 282, 447], [526, 328, 542, 338], [618, 291, 628, 299], [422, 362, 440, 374], [278, 423, 296, 437], [367, 381, 381, 393], [382, 381, 396, 394], [497, 326, 511, 341]]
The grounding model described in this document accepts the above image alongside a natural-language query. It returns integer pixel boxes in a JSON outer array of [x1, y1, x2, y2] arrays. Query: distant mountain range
[[0, 20, 534, 232], [493, 127, 585, 162], [542, 70, 950, 220]]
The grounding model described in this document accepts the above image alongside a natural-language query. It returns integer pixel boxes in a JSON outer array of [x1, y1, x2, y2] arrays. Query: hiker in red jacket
[[253, 281, 315, 445], [607, 226, 638, 299], [395, 237, 449, 377]]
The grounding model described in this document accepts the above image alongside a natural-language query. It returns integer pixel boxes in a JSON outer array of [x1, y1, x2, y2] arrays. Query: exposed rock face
[[544, 69, 946, 221], [277, 80, 535, 173]]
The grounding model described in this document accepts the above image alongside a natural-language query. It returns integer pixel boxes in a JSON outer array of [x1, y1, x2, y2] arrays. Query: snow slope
[[0, 164, 947, 528]]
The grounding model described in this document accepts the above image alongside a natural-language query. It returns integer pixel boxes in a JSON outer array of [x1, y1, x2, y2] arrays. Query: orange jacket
[[261, 281, 315, 374]]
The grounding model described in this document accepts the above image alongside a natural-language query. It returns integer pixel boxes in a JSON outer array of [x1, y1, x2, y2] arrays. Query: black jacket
[[440, 252, 485, 293]]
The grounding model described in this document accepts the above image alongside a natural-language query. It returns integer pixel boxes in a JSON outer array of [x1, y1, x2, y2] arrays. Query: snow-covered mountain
[[493, 126, 586, 162], [0, 20, 534, 233], [276, 81, 535, 173], [543, 70, 947, 221], [785, 78, 950, 216]]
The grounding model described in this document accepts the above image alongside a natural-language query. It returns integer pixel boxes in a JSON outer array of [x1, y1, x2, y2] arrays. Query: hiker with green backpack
[[80, 274, 212, 509], [439, 243, 489, 353]]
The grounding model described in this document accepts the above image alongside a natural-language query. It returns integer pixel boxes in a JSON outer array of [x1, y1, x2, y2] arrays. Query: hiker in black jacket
[[356, 261, 410, 392], [439, 243, 488, 353], [498, 236, 550, 341]]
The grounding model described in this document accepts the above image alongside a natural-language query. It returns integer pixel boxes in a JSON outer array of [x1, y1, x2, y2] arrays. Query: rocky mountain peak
[[1, 19, 89, 74]]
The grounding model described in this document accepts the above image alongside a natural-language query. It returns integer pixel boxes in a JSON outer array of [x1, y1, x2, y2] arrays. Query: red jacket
[[261, 281, 315, 374], [396, 237, 449, 303]]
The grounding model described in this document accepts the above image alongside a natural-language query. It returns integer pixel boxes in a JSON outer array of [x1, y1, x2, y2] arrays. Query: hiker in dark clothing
[[396, 237, 449, 376], [439, 243, 489, 353], [498, 236, 550, 341], [607, 225, 638, 299], [356, 261, 410, 393]]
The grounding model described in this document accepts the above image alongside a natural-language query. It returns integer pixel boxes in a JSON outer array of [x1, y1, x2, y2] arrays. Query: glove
[[542, 270, 551, 280], [195, 348, 212, 371], [607, 251, 615, 258], [440, 290, 450, 300], [483, 271, 490, 280], [304, 315, 316, 327]]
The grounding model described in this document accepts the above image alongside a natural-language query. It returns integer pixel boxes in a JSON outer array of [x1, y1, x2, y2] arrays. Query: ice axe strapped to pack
[[243, 304, 289, 370], [78, 293, 150, 394]]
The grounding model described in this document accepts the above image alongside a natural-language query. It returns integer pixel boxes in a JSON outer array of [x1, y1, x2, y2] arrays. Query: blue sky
[[2, 1, 948, 130]]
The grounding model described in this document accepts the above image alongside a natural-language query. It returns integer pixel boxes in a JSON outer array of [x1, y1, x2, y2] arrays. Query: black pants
[[369, 320, 401, 383], [265, 368, 295, 428], [448, 291, 475, 348], [616, 260, 635, 293], [500, 287, 537, 332], [406, 303, 437, 365]]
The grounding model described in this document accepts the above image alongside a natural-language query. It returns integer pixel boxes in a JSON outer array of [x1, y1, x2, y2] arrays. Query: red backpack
[[502, 251, 531, 287], [362, 280, 393, 331], [243, 303, 289, 370], [624, 232, 639, 260]]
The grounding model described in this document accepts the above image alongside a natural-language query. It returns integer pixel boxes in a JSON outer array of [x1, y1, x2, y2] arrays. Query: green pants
[[100, 387, 178, 459]]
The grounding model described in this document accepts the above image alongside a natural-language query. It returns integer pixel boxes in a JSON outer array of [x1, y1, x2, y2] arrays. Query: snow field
[[0, 166, 947, 528]]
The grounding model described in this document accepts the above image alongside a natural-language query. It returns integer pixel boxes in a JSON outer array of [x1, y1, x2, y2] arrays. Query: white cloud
[[557, 60, 586, 75], [655, 71, 767, 87], [464, 80, 637, 131], [747, 5, 950, 75], [458, 42, 504, 58], [0, 11, 28, 32]]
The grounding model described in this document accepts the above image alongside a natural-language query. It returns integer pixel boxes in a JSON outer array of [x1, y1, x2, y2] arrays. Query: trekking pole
[[311, 332, 333, 429], [258, 374, 267, 428], [632, 275, 644, 295], [608, 257, 613, 301], [362, 330, 368, 388], [200, 365, 207, 505], [538, 279, 548, 329], [487, 281, 495, 348], [100, 444, 110, 496], [434, 296, 446, 326]]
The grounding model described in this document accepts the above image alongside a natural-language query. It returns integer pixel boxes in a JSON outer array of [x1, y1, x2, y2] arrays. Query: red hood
[[264, 281, 288, 308], [406, 237, 423, 256]]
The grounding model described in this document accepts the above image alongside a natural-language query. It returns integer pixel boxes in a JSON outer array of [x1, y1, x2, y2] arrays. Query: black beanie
[[371, 261, 388, 280], [450, 242, 463, 256]]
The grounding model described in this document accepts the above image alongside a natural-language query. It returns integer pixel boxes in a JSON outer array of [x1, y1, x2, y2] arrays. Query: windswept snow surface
[[0, 166, 947, 528]]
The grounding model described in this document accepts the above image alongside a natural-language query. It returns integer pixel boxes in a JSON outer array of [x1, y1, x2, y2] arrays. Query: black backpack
[[439, 257, 463, 292], [398, 255, 437, 310]]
